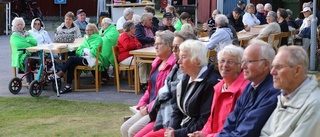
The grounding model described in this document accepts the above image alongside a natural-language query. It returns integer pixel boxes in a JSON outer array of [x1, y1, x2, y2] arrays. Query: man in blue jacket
[[216, 39, 280, 137]]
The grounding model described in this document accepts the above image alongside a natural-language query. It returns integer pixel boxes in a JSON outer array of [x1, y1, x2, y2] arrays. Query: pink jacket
[[201, 72, 249, 137], [136, 54, 176, 112]]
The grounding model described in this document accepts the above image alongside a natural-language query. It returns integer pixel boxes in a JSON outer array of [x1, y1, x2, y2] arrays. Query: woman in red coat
[[189, 44, 249, 137]]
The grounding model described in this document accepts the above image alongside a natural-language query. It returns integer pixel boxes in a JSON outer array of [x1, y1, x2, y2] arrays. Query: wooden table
[[129, 47, 156, 93], [26, 38, 83, 54]]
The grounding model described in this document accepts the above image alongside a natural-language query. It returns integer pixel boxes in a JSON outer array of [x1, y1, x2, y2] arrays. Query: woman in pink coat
[[189, 44, 249, 137]]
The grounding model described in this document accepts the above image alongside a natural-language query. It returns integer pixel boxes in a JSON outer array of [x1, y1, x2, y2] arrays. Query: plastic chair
[[74, 46, 102, 92], [112, 46, 136, 93]]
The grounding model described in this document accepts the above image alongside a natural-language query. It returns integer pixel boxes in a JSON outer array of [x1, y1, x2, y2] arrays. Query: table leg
[[133, 55, 140, 94]]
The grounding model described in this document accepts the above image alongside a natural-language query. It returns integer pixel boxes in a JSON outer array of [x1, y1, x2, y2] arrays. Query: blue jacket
[[255, 12, 267, 25], [217, 74, 280, 137], [134, 23, 158, 47]]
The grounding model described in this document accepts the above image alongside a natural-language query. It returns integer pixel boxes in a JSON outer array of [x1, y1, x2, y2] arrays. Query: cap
[[301, 7, 311, 13], [76, 9, 86, 15], [233, 7, 242, 14], [238, 0, 244, 5], [163, 12, 173, 18]]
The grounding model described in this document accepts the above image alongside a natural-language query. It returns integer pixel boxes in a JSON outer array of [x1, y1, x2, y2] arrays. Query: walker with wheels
[[8, 48, 61, 97]]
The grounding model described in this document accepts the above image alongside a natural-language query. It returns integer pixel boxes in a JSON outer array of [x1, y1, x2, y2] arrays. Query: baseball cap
[[238, 0, 244, 5], [233, 7, 242, 14], [163, 12, 173, 18], [77, 9, 86, 15], [301, 7, 311, 13]]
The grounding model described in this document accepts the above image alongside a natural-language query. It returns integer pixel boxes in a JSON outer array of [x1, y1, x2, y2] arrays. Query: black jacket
[[227, 13, 244, 32], [169, 63, 221, 137]]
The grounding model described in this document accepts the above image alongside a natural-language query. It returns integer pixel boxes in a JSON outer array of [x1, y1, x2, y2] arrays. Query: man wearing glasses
[[260, 46, 320, 137], [217, 39, 280, 137]]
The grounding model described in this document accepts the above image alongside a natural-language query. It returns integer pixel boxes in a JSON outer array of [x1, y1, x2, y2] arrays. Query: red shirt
[[117, 32, 142, 62]]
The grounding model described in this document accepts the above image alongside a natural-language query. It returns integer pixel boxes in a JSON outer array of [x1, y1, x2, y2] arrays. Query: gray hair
[[256, 3, 264, 10], [215, 14, 229, 27], [286, 9, 293, 17], [155, 30, 174, 46], [132, 14, 141, 25], [248, 38, 275, 68], [101, 17, 113, 25], [179, 40, 208, 67], [123, 21, 135, 32], [278, 46, 309, 74], [11, 17, 25, 31], [218, 44, 244, 64], [123, 8, 134, 16], [174, 30, 197, 41], [264, 3, 272, 11], [140, 13, 153, 22], [268, 11, 277, 21], [181, 23, 196, 35]]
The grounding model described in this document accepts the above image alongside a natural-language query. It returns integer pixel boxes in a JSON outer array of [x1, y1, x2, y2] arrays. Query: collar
[[188, 65, 208, 84], [281, 77, 310, 100]]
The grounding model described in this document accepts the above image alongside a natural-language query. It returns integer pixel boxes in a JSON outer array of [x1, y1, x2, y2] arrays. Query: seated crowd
[[10, 2, 320, 137]]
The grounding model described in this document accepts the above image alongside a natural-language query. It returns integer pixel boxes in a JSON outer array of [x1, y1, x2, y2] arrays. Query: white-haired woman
[[10, 17, 38, 86], [189, 45, 249, 137], [164, 40, 221, 137], [99, 17, 119, 81], [117, 8, 134, 33]]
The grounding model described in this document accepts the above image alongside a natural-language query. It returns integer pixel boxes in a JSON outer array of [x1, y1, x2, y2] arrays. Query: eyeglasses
[[154, 43, 163, 47], [172, 44, 180, 51], [241, 59, 266, 65], [218, 59, 240, 66], [271, 64, 292, 71], [279, 95, 302, 110]]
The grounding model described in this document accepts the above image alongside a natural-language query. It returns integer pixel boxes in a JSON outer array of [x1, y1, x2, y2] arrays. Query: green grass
[[0, 97, 132, 137]]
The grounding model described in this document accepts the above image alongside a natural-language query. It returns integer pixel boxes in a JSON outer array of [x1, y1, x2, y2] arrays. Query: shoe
[[140, 83, 148, 92], [47, 74, 61, 82], [59, 86, 72, 94]]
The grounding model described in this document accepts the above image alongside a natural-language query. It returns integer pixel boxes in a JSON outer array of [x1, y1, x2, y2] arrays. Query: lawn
[[0, 97, 132, 137]]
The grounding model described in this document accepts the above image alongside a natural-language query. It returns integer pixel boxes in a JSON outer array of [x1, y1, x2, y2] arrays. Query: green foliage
[[0, 97, 132, 137]]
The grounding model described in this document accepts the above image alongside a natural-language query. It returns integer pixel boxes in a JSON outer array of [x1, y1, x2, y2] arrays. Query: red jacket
[[117, 32, 142, 62], [136, 54, 176, 112], [201, 72, 249, 136]]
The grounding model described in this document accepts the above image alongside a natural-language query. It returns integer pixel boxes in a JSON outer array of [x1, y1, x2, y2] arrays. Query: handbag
[[54, 32, 75, 43]]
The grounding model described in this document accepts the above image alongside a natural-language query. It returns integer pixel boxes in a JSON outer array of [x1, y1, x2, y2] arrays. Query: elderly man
[[116, 8, 134, 33], [216, 39, 280, 137], [255, 3, 267, 25], [135, 12, 158, 48], [159, 12, 176, 32], [206, 14, 233, 52], [203, 9, 221, 37], [74, 9, 88, 37], [260, 46, 320, 137], [228, 7, 245, 32], [257, 11, 281, 46]]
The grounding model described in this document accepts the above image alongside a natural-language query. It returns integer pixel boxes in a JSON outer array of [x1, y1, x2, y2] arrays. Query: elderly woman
[[48, 23, 102, 94], [164, 40, 221, 137], [99, 17, 119, 80], [264, 3, 272, 16], [135, 31, 197, 137], [117, 8, 134, 33], [189, 45, 250, 137], [10, 17, 38, 86], [120, 30, 176, 137], [243, 3, 260, 29], [206, 14, 233, 51], [277, 8, 289, 46], [55, 11, 81, 40], [28, 18, 52, 45], [257, 11, 281, 45]]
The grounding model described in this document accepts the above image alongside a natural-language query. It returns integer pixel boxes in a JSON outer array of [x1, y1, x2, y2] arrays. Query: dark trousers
[[61, 56, 87, 84], [23, 57, 34, 83]]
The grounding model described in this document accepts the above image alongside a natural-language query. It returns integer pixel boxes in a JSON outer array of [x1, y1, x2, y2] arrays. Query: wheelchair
[[8, 49, 61, 97]]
